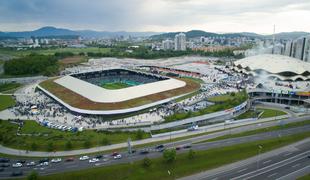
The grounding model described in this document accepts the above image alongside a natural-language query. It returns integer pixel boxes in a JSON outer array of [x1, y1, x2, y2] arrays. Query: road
[[0, 125, 310, 179], [180, 137, 310, 180]]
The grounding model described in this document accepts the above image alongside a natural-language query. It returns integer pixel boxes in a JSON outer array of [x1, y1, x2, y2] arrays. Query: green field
[[235, 108, 287, 120], [259, 108, 287, 118], [165, 91, 248, 122], [299, 174, 310, 180], [0, 82, 21, 93], [0, 95, 15, 111], [101, 82, 132, 90], [0, 47, 111, 57], [0, 120, 149, 151], [34, 131, 310, 180]]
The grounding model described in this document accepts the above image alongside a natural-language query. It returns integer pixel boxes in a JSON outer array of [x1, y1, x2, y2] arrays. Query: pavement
[[179, 138, 310, 180], [0, 114, 309, 157], [0, 124, 310, 179]]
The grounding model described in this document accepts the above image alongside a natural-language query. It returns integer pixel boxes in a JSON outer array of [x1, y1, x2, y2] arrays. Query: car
[[307, 155, 310, 158], [95, 155, 103, 159], [65, 157, 74, 162], [111, 152, 119, 156], [51, 158, 62, 163], [89, 158, 99, 163], [37, 161, 49, 167], [79, 156, 89, 161], [16, 160, 26, 164], [0, 158, 10, 163], [155, 145, 164, 149], [183, 145, 192, 149], [26, 161, 36, 166], [175, 146, 182, 150], [12, 163, 22, 168], [140, 149, 149, 155], [0, 163, 10, 167], [113, 154, 122, 159], [0, 167, 4, 172], [39, 158, 49, 163], [11, 170, 23, 176]]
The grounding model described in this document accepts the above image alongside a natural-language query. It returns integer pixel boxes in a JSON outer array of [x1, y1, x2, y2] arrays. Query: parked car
[[113, 154, 122, 159], [95, 155, 103, 159], [140, 149, 149, 155], [111, 152, 119, 156], [51, 158, 62, 163], [155, 145, 164, 149], [65, 157, 74, 162], [16, 160, 26, 164], [0, 158, 10, 163], [89, 158, 99, 163], [26, 161, 36, 166], [79, 156, 89, 161], [183, 145, 192, 149], [38, 158, 49, 163], [175, 146, 182, 150], [12, 163, 22, 168]]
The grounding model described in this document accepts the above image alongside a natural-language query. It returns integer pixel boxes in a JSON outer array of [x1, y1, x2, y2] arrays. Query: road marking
[[292, 163, 300, 168], [263, 160, 271, 164], [268, 173, 278, 178], [283, 152, 292, 157], [276, 165, 310, 180], [237, 168, 248, 173]]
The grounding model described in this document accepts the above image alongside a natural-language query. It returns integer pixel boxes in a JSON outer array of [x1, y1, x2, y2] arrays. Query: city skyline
[[0, 0, 310, 34]]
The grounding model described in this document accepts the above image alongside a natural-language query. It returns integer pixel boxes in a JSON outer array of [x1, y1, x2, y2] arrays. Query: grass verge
[[0, 95, 15, 111]]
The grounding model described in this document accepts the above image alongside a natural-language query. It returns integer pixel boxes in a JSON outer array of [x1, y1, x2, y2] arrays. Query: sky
[[0, 0, 310, 34]]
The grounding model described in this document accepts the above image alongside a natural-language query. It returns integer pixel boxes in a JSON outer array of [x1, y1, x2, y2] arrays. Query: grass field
[[101, 82, 132, 90], [0, 82, 21, 93], [0, 47, 111, 58], [299, 174, 310, 180], [207, 92, 241, 102], [39, 77, 200, 110], [165, 91, 248, 122], [0, 95, 15, 111], [35, 131, 310, 180], [235, 108, 287, 120], [259, 108, 287, 118], [0, 120, 150, 151], [195, 119, 310, 143]]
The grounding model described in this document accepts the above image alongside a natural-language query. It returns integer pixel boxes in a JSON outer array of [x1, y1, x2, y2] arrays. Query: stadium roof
[[233, 54, 310, 81], [234, 54, 310, 74], [55, 75, 186, 103]]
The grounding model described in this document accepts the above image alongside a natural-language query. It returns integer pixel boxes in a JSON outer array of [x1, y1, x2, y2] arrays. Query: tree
[[27, 170, 38, 180], [188, 149, 195, 159], [163, 149, 176, 163], [142, 157, 152, 168], [135, 129, 144, 140], [65, 140, 73, 150]]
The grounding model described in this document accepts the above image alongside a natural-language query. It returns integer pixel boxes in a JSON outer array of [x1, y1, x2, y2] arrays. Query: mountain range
[[0, 27, 309, 40]]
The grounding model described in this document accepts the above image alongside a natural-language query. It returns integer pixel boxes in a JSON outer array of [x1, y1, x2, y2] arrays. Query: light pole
[[257, 145, 263, 170]]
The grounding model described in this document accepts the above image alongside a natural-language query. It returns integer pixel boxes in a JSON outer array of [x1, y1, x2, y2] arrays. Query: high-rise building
[[162, 39, 174, 50], [302, 36, 310, 62], [284, 40, 293, 56], [292, 37, 306, 60], [174, 33, 186, 51]]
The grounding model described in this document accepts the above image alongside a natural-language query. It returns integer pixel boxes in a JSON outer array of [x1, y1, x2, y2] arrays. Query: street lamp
[[257, 145, 263, 170]]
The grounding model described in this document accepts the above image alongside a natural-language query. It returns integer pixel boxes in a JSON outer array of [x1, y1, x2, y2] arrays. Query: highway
[[180, 137, 310, 180], [0, 125, 310, 179]]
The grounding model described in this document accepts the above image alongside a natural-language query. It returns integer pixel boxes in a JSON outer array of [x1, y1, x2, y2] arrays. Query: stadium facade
[[232, 54, 310, 107]]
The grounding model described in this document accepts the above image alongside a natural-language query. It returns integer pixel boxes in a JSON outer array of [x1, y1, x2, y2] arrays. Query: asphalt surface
[[182, 139, 310, 180], [0, 125, 310, 179]]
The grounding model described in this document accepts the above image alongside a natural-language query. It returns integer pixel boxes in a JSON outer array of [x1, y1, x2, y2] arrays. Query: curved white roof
[[234, 54, 310, 75]]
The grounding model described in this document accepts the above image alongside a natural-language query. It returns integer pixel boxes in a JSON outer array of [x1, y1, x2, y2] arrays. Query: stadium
[[232, 54, 310, 108], [38, 68, 200, 115]]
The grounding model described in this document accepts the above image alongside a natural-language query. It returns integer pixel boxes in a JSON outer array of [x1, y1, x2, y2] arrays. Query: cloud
[[0, 0, 309, 33]]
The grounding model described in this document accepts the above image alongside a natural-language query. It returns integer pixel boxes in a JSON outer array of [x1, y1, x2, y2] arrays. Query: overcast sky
[[0, 0, 310, 34]]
